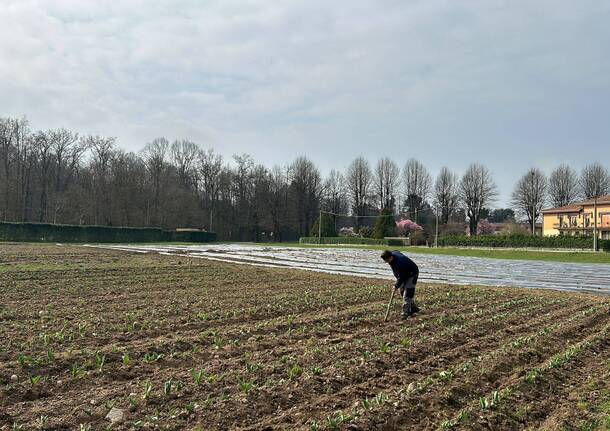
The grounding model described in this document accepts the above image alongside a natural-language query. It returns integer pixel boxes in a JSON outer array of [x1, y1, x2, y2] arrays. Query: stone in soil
[[105, 407, 125, 424]]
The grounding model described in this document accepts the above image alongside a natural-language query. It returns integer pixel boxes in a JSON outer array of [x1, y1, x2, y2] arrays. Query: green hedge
[[162, 230, 217, 243], [0, 222, 216, 243], [299, 237, 404, 246], [438, 234, 609, 251]]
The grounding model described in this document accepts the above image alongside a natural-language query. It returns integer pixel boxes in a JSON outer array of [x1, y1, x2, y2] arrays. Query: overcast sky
[[2, 0, 610, 205]]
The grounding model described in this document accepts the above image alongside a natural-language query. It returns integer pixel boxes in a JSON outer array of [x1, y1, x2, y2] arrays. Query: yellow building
[[542, 195, 610, 239]]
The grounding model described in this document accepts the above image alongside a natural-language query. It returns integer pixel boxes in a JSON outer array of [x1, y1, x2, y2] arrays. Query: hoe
[[384, 287, 396, 322]]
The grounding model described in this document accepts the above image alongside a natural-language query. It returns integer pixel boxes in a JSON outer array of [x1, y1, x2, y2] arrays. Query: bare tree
[[289, 156, 323, 237], [374, 158, 399, 211], [402, 158, 432, 222], [0, 117, 29, 221], [322, 169, 349, 215], [267, 166, 290, 241], [251, 164, 270, 241], [460, 163, 498, 236], [17, 131, 36, 222], [548, 164, 579, 207], [142, 137, 170, 226], [48, 128, 85, 223], [197, 148, 223, 231], [171, 140, 199, 189], [511, 168, 548, 232], [86, 135, 116, 225], [31, 131, 54, 222], [346, 157, 373, 223], [580, 162, 610, 199], [434, 166, 459, 225], [111, 150, 147, 226]]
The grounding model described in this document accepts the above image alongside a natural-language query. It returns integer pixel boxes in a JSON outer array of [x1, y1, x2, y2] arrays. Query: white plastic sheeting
[[86, 244, 610, 295]]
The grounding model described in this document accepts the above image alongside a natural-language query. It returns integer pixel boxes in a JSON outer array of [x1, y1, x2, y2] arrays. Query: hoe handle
[[384, 288, 397, 322]]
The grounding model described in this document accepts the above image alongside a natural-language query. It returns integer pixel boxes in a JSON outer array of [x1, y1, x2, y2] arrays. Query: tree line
[[1, 116, 608, 240]]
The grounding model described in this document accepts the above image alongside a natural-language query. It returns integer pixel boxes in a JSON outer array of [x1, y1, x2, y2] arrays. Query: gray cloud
[[2, 0, 610, 204]]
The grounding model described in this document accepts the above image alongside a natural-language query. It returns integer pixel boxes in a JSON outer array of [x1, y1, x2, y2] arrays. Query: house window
[[570, 215, 578, 227], [583, 213, 588, 227]]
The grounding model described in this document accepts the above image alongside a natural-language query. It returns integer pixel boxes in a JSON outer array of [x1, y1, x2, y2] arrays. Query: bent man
[[381, 250, 420, 319]]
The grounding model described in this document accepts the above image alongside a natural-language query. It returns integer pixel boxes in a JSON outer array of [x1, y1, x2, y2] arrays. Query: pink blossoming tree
[[396, 219, 423, 236]]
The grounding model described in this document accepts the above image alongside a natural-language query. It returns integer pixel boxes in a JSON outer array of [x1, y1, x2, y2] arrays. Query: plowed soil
[[1, 244, 610, 431]]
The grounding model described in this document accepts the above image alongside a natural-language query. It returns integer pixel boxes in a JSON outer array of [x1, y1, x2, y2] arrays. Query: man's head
[[381, 250, 394, 263]]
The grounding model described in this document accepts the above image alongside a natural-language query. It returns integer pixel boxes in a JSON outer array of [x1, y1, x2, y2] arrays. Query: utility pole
[[318, 209, 322, 244], [594, 195, 598, 252], [435, 205, 439, 248], [531, 171, 536, 236]]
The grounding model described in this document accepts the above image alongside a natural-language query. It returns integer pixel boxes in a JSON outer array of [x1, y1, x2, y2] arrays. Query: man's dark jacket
[[388, 251, 419, 288]]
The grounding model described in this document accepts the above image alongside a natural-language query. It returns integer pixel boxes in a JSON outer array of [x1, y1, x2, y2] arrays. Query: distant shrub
[[476, 219, 495, 236], [299, 237, 403, 246], [338, 227, 357, 237], [441, 222, 466, 236], [409, 230, 427, 246], [309, 212, 336, 237], [372, 209, 396, 239], [358, 226, 373, 238]]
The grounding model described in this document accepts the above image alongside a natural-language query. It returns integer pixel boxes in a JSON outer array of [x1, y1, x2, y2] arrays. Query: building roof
[[581, 195, 610, 205], [542, 195, 610, 214], [542, 204, 583, 214]]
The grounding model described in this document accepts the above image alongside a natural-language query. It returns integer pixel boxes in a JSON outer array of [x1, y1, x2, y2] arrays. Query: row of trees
[[1, 116, 608, 240], [511, 163, 610, 231]]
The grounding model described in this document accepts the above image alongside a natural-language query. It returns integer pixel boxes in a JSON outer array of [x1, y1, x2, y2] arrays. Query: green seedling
[[163, 379, 173, 397], [287, 315, 295, 326], [71, 363, 85, 379], [95, 352, 106, 372], [326, 411, 351, 430], [378, 342, 391, 354], [191, 369, 205, 386], [374, 392, 388, 406], [142, 380, 153, 400], [525, 368, 541, 384], [439, 370, 454, 381], [238, 377, 255, 395], [212, 336, 226, 349], [361, 397, 372, 410], [400, 338, 412, 348], [78, 323, 87, 338], [36, 415, 49, 429], [245, 361, 259, 373], [143, 352, 163, 363], [17, 354, 32, 368], [287, 364, 303, 380]]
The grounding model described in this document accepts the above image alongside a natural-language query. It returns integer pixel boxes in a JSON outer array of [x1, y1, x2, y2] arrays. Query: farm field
[[1, 244, 610, 430]]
